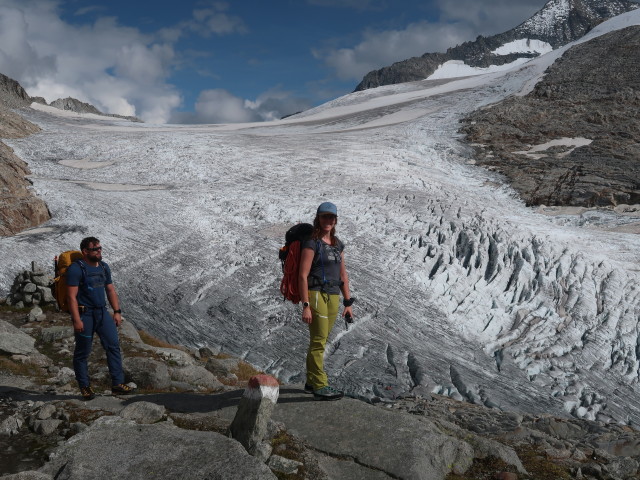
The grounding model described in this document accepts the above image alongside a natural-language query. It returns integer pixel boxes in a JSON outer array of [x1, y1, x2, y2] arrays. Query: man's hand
[[73, 318, 84, 333], [113, 312, 122, 327]]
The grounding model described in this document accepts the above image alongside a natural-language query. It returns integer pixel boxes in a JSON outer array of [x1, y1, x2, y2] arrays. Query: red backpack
[[279, 223, 313, 303]]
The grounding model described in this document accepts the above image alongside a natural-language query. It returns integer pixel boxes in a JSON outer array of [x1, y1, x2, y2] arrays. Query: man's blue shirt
[[66, 260, 112, 308]]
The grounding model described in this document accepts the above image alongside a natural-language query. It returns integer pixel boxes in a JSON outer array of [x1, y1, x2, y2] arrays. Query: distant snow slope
[[491, 39, 553, 55], [2, 9, 640, 423]]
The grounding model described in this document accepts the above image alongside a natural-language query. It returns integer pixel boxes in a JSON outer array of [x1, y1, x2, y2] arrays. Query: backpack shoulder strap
[[75, 259, 87, 285]]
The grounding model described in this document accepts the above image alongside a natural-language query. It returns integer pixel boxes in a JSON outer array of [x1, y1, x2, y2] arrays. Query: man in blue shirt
[[67, 236, 134, 400]]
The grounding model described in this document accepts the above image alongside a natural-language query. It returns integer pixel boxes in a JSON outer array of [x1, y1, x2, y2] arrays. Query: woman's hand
[[342, 306, 353, 319], [302, 306, 313, 324]]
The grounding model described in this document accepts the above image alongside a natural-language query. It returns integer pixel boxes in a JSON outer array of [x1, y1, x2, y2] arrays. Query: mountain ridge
[[355, 0, 639, 91]]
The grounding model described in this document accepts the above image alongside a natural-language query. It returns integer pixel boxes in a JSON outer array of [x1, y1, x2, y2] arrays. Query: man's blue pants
[[73, 307, 124, 387]]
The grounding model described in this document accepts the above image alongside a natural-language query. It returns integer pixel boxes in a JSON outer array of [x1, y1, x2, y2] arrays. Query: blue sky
[[0, 0, 543, 123]]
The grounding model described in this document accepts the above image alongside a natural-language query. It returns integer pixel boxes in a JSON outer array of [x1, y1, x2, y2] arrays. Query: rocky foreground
[[2, 297, 640, 480]]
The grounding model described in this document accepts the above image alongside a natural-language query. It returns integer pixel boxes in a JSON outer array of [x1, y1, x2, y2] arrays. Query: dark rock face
[[355, 0, 639, 91], [0, 73, 51, 236], [0, 73, 31, 108], [0, 139, 51, 237], [49, 97, 102, 115], [48, 96, 142, 122], [460, 26, 640, 207]]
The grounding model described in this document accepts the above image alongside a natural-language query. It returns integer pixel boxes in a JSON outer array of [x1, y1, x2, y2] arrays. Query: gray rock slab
[[0, 472, 53, 480], [40, 327, 74, 343], [311, 450, 394, 480], [0, 413, 24, 435], [123, 357, 171, 390], [0, 320, 36, 355], [40, 416, 276, 479], [267, 455, 303, 475], [168, 365, 221, 389], [271, 396, 473, 480], [119, 401, 166, 424], [33, 419, 62, 435], [205, 357, 240, 376], [118, 319, 142, 343], [36, 404, 56, 420], [65, 395, 126, 414]]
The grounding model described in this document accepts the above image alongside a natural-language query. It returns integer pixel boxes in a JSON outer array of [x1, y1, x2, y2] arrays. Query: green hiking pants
[[306, 289, 340, 390]]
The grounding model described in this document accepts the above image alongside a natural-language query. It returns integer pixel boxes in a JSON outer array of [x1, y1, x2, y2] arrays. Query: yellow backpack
[[53, 250, 83, 312]]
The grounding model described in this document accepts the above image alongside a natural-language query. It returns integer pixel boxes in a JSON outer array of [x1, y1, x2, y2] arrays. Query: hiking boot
[[304, 383, 314, 394], [111, 383, 136, 395], [313, 385, 343, 401], [80, 385, 95, 400]]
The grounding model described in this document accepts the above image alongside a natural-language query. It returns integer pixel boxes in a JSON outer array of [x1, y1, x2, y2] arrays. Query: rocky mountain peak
[[354, 0, 639, 91], [514, 0, 639, 44], [49, 96, 102, 115], [0, 73, 31, 108]]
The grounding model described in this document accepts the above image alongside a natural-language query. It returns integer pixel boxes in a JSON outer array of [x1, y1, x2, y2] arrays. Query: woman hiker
[[299, 201, 354, 400]]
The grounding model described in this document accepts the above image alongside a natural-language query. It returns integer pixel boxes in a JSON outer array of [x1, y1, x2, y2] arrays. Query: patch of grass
[[446, 456, 514, 480], [213, 352, 232, 359], [446, 446, 575, 480], [232, 361, 263, 381], [270, 431, 306, 480], [138, 330, 186, 350], [0, 356, 43, 378], [515, 445, 573, 480], [0, 304, 30, 314]]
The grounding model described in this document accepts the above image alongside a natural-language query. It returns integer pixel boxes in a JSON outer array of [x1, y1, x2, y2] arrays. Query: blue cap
[[317, 201, 338, 216]]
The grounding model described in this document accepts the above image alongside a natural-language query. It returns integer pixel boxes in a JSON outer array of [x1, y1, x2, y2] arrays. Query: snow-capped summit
[[514, 0, 639, 44], [355, 0, 639, 90]]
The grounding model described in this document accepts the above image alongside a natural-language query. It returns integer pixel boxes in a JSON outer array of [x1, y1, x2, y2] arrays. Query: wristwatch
[[113, 309, 122, 314], [302, 302, 310, 308]]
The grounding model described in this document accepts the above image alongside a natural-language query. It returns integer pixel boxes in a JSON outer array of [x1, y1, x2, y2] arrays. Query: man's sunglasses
[[86, 246, 102, 252]]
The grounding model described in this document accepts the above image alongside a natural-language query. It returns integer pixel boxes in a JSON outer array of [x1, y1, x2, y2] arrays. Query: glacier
[[2, 10, 640, 425]]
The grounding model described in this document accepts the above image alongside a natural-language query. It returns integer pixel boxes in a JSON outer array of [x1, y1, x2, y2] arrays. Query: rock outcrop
[[355, 0, 639, 91], [0, 141, 50, 236], [49, 96, 142, 122], [49, 97, 102, 115], [0, 74, 30, 109], [0, 74, 50, 236], [460, 26, 640, 207], [40, 416, 277, 480]]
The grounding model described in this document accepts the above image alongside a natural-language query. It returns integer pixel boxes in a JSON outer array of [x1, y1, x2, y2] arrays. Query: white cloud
[[170, 87, 311, 124], [316, 0, 544, 82], [0, 1, 181, 123], [317, 21, 472, 81], [190, 2, 248, 36]]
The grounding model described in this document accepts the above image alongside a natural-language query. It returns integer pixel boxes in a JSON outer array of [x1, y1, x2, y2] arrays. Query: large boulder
[[119, 401, 166, 424], [39, 416, 276, 479], [0, 319, 36, 355], [273, 397, 475, 479], [168, 365, 222, 390], [123, 357, 171, 390]]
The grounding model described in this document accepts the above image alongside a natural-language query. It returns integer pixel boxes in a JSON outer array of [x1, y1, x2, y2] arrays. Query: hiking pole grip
[[344, 312, 353, 330]]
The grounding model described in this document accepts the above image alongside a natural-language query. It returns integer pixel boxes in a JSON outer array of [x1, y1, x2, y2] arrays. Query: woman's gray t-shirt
[[302, 238, 344, 295]]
